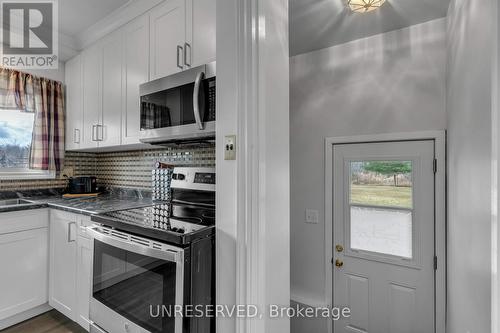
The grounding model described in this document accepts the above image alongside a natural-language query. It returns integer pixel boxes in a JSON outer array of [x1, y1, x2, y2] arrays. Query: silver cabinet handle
[[92, 125, 97, 141], [96, 124, 104, 142], [184, 42, 191, 67], [68, 222, 76, 243], [193, 71, 205, 130], [176, 45, 184, 70], [73, 128, 80, 144]]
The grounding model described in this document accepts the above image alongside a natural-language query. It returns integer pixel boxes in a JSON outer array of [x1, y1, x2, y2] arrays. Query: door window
[[349, 161, 413, 259]]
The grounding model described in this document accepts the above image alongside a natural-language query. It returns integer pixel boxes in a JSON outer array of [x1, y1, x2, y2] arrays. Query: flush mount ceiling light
[[347, 0, 386, 13]]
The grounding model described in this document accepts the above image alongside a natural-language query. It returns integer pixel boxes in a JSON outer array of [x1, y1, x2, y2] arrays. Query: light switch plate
[[305, 209, 319, 224], [224, 135, 236, 160]]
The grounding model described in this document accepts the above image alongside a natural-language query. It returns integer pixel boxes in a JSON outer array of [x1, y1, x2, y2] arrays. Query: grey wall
[[446, 0, 494, 331], [289, 0, 450, 56], [289, 18, 447, 320]]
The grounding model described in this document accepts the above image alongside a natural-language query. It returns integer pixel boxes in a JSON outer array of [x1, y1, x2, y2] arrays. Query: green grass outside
[[350, 185, 412, 208]]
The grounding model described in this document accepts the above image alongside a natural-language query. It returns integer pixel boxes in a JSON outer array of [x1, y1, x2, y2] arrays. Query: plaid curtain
[[0, 67, 65, 171]]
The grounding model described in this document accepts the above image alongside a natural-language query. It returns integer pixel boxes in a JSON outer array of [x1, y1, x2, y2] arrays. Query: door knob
[[335, 259, 344, 268], [335, 244, 344, 252]]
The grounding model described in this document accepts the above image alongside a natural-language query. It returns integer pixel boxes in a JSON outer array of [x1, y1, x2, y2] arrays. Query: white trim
[[290, 292, 328, 308], [0, 169, 56, 180], [75, 0, 164, 50], [492, 0, 499, 330], [324, 130, 446, 333], [0, 303, 52, 330]]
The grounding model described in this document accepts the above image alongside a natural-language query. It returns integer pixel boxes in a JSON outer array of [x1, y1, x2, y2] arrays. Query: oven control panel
[[171, 167, 215, 191]]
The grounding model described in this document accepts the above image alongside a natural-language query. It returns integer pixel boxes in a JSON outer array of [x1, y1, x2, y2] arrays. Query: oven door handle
[[193, 71, 205, 130], [87, 226, 181, 263]]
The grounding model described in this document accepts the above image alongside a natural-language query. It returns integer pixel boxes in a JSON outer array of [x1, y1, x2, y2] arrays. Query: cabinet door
[[100, 30, 123, 147], [186, 0, 216, 68], [81, 45, 101, 149], [49, 211, 77, 320], [76, 235, 92, 331], [122, 14, 149, 145], [0, 228, 48, 321], [150, 0, 186, 79], [65, 55, 83, 151]]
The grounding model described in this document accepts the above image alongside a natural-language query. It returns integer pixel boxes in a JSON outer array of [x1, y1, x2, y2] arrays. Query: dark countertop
[[0, 188, 153, 215]]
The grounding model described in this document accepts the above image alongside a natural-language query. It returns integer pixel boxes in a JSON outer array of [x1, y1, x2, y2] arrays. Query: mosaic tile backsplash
[[96, 146, 215, 190], [0, 146, 215, 192]]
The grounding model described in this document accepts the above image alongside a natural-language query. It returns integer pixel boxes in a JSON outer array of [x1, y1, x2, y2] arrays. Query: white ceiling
[[289, 0, 451, 56], [59, 0, 130, 37]]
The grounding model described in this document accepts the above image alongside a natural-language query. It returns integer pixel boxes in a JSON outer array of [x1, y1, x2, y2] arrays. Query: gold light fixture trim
[[348, 0, 386, 13]]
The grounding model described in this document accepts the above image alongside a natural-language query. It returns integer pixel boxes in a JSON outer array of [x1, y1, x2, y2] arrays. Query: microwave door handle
[[193, 71, 205, 130]]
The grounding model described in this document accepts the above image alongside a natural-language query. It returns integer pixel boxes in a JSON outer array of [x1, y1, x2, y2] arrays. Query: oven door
[[87, 225, 184, 333]]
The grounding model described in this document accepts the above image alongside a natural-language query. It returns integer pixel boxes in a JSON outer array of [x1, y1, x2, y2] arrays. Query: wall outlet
[[305, 209, 319, 224], [224, 135, 236, 160]]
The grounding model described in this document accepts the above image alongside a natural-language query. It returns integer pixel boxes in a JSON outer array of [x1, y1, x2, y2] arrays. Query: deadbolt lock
[[335, 259, 344, 268], [335, 244, 344, 252]]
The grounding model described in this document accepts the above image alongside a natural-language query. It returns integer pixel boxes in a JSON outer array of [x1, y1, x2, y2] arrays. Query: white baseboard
[[0, 303, 52, 330], [290, 292, 327, 307]]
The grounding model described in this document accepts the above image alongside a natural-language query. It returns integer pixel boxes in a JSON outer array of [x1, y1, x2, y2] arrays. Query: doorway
[[324, 132, 446, 333]]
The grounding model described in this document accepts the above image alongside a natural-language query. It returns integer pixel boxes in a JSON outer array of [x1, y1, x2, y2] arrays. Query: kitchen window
[[0, 109, 54, 179]]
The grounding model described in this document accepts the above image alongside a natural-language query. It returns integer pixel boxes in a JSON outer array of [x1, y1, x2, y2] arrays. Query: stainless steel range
[[88, 167, 215, 333]]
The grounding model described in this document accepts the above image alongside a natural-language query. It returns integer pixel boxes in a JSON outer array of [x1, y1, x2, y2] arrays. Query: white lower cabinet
[[76, 235, 93, 330], [49, 210, 93, 331], [0, 209, 49, 328], [49, 210, 78, 319], [0, 209, 93, 331], [76, 215, 93, 331]]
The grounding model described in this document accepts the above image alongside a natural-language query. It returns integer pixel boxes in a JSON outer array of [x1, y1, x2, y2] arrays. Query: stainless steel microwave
[[139, 62, 216, 144]]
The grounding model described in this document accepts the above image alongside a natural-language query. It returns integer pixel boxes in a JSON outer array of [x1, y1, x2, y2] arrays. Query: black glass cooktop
[[91, 204, 215, 246]]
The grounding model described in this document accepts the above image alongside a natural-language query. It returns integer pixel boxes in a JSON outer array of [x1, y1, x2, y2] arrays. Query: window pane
[[0, 110, 34, 169], [350, 206, 412, 259], [350, 161, 413, 209]]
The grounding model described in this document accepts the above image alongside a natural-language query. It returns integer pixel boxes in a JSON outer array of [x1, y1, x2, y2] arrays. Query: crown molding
[[75, 0, 164, 50]]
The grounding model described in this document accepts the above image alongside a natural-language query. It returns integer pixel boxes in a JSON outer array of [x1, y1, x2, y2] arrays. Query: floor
[[1, 311, 86, 333]]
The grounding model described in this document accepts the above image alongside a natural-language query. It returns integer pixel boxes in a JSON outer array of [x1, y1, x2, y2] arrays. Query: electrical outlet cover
[[305, 209, 319, 224]]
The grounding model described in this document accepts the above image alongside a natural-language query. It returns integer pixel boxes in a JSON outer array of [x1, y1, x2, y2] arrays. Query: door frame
[[324, 131, 446, 333]]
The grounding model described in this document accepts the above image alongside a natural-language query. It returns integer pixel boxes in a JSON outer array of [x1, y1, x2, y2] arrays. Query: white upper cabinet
[[81, 44, 101, 149], [65, 55, 82, 151], [186, 0, 216, 68], [63, 0, 215, 152], [149, 0, 186, 80], [122, 14, 150, 145], [100, 30, 123, 147]]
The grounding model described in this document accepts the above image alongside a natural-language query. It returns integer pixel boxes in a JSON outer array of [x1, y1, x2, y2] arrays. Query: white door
[[81, 45, 101, 149], [122, 14, 150, 145], [64, 54, 82, 151], [49, 211, 77, 320], [149, 0, 186, 79], [0, 228, 48, 320], [101, 29, 123, 147], [76, 233, 93, 331], [186, 0, 216, 68], [333, 140, 435, 333]]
